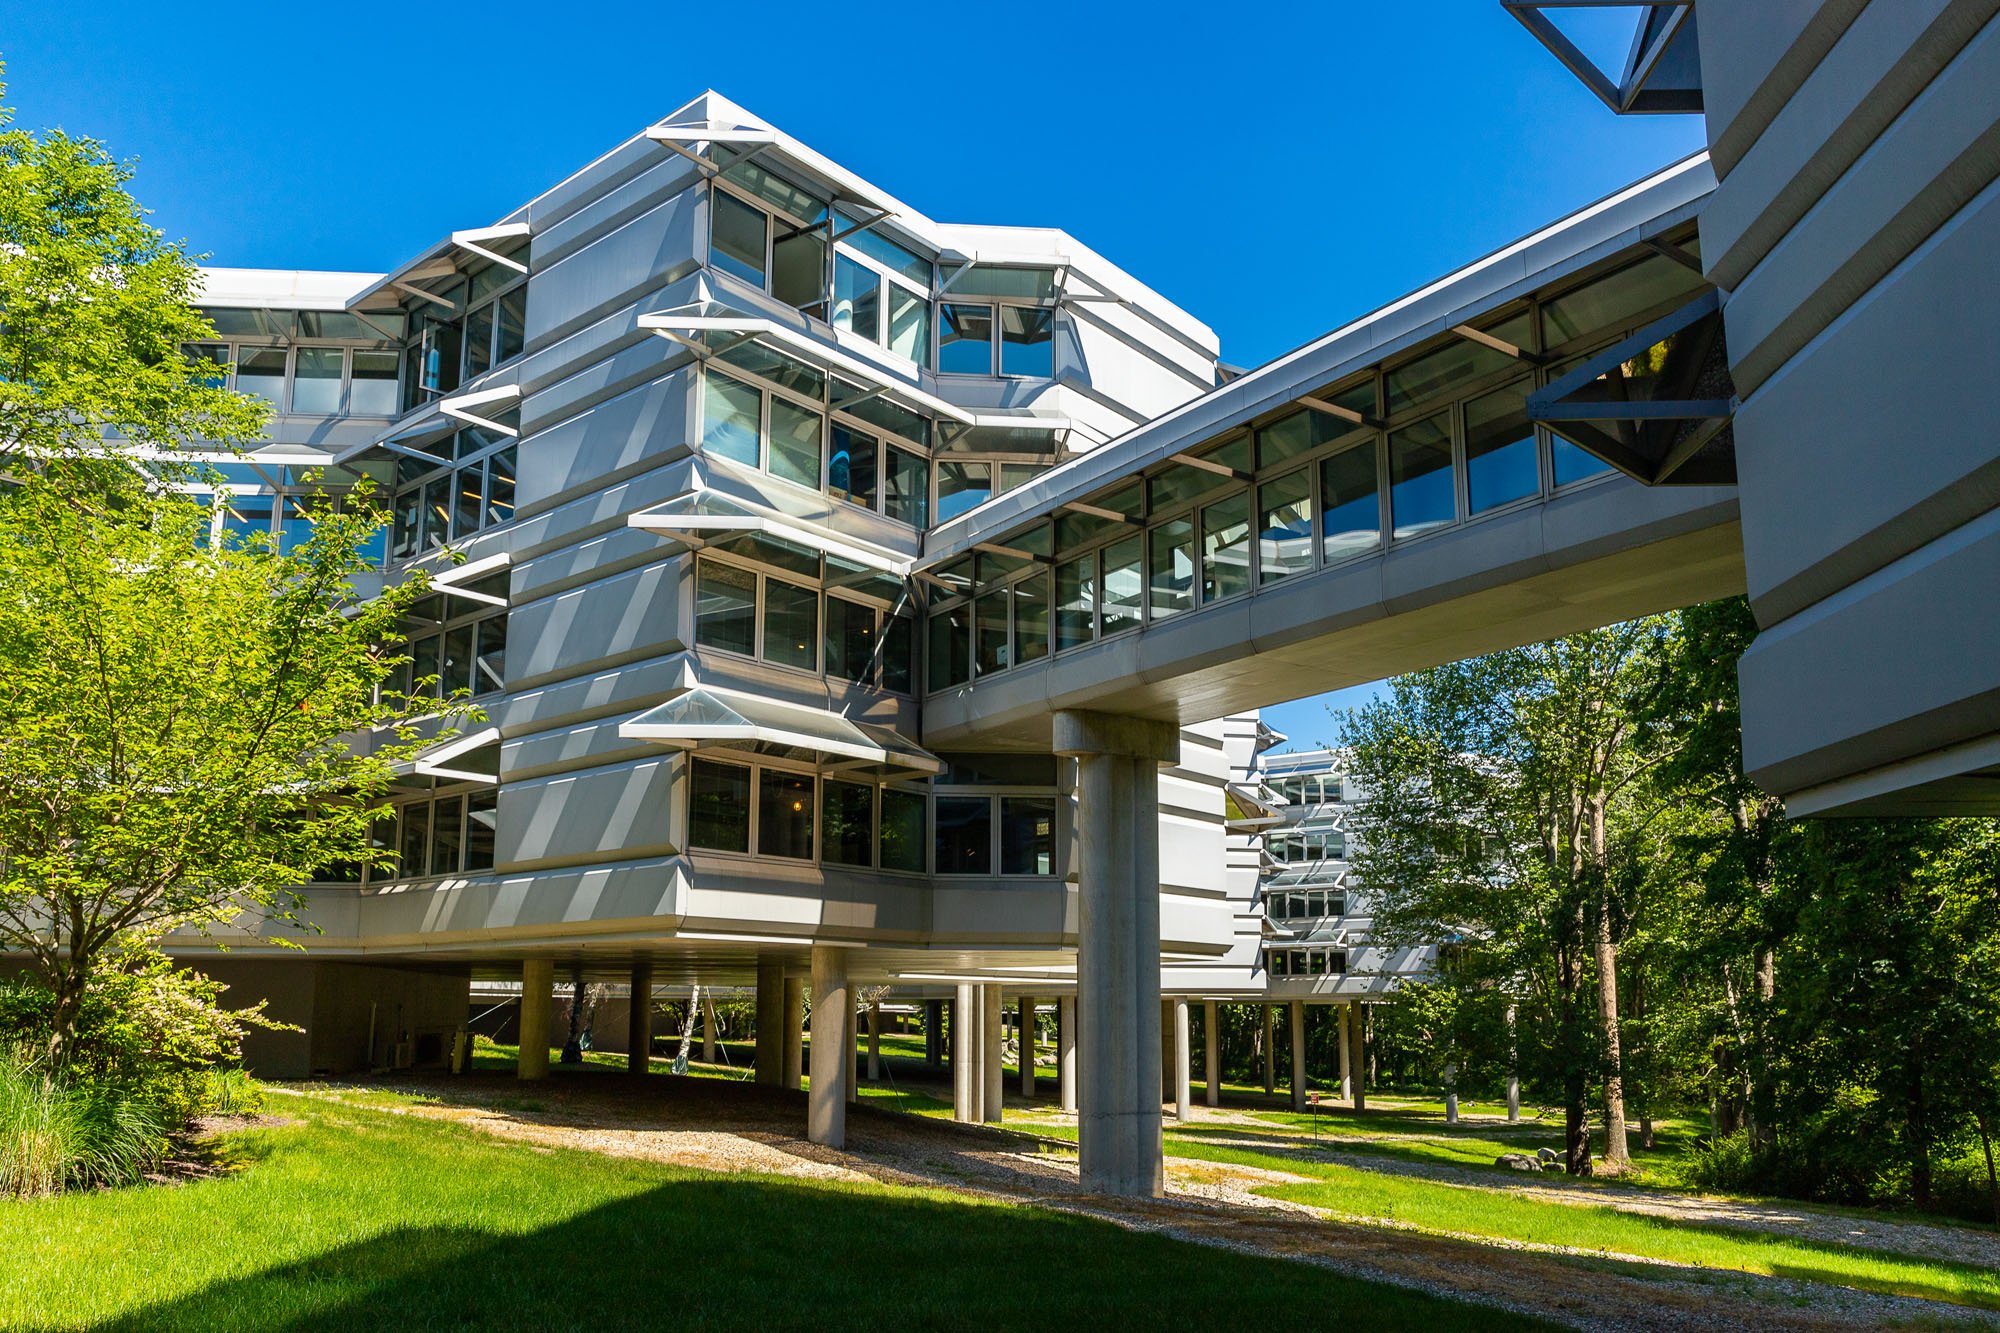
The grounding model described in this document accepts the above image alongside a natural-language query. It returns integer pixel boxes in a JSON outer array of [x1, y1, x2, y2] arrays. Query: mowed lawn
[[1, 1098, 1546, 1332]]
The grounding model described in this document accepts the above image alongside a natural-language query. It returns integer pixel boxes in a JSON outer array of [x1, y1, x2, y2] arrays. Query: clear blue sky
[[4, 1, 1702, 750]]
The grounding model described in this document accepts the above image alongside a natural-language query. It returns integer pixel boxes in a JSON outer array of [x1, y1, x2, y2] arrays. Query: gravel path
[[295, 1076, 2000, 1332]]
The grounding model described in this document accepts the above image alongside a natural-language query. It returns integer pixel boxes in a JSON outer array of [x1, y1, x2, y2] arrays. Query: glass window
[[1000, 796, 1056, 875], [474, 616, 507, 694], [429, 795, 464, 875], [496, 288, 527, 363], [689, 759, 751, 852], [928, 606, 970, 689], [767, 397, 822, 489], [236, 347, 287, 406], [1254, 408, 1342, 469], [464, 791, 498, 872], [879, 787, 927, 872], [840, 216, 932, 286], [825, 596, 877, 684], [350, 350, 400, 415], [290, 347, 343, 414], [220, 491, 275, 547], [1321, 442, 1380, 564], [999, 462, 1043, 493], [882, 610, 915, 694], [464, 304, 494, 379], [936, 461, 992, 522], [452, 466, 484, 539], [1390, 414, 1456, 540], [762, 578, 817, 670], [1055, 555, 1094, 651], [1013, 571, 1049, 664], [1465, 380, 1540, 514], [828, 425, 877, 508], [938, 303, 993, 375], [1384, 338, 1515, 416], [1552, 437, 1613, 486], [1200, 492, 1251, 603], [824, 780, 873, 867], [1100, 536, 1142, 635], [999, 306, 1054, 378], [396, 801, 431, 878], [485, 447, 517, 529], [710, 189, 768, 286], [442, 624, 474, 696], [772, 227, 826, 311], [702, 372, 762, 467], [694, 561, 756, 655], [975, 589, 1010, 676], [1258, 470, 1315, 584], [277, 494, 316, 553], [934, 796, 992, 875], [885, 447, 928, 527], [887, 286, 928, 366], [758, 770, 815, 859], [833, 255, 880, 342]]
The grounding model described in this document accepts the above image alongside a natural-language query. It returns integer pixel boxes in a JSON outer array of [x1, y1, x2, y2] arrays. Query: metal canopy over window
[[411, 727, 502, 784], [620, 683, 940, 780], [628, 486, 915, 577], [348, 224, 532, 314]]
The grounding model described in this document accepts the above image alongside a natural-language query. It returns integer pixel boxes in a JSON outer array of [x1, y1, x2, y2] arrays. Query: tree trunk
[[45, 964, 89, 1068], [1589, 796, 1630, 1171]]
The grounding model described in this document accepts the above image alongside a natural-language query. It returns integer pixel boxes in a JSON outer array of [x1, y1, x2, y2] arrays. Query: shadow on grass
[[91, 1175, 1548, 1333]]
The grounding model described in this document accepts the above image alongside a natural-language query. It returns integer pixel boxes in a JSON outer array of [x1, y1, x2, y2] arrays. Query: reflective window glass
[[496, 288, 527, 363], [1100, 536, 1142, 635], [236, 348, 287, 406], [277, 495, 316, 554], [689, 759, 751, 852], [833, 254, 880, 342], [710, 190, 768, 286], [1320, 442, 1380, 563], [1384, 338, 1514, 416], [350, 349, 399, 415], [885, 447, 929, 527], [882, 610, 915, 694], [1000, 796, 1056, 875], [934, 796, 993, 875], [758, 770, 815, 859], [474, 616, 507, 694], [828, 424, 878, 508], [936, 461, 992, 522], [879, 788, 927, 872], [928, 607, 970, 688], [290, 347, 343, 414], [974, 590, 1010, 675], [464, 791, 497, 872], [938, 303, 993, 374], [839, 216, 932, 285], [702, 372, 762, 467], [826, 596, 877, 684], [772, 227, 826, 311], [999, 462, 1042, 493], [762, 578, 818, 670], [398, 801, 431, 876], [464, 304, 494, 379], [430, 796, 464, 876], [824, 780, 873, 867], [442, 625, 473, 696], [1465, 380, 1540, 513], [1149, 517, 1195, 619], [1055, 555, 1094, 651], [887, 286, 928, 365], [999, 306, 1054, 378], [768, 397, 822, 489], [1258, 470, 1315, 584], [1013, 571, 1049, 664], [221, 491, 275, 547], [1200, 492, 1251, 603], [485, 447, 517, 528], [694, 561, 756, 655], [453, 466, 484, 539], [1390, 413, 1455, 540]]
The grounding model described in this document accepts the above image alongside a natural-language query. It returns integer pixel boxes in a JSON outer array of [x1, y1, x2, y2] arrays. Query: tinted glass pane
[[710, 190, 767, 286], [999, 306, 1054, 377], [758, 770, 815, 859], [453, 464, 484, 538], [1320, 442, 1379, 563], [938, 303, 993, 374], [1384, 338, 1514, 415], [828, 425, 877, 507], [1390, 414, 1456, 539], [1255, 408, 1346, 469], [768, 397, 822, 489], [1000, 796, 1056, 875], [442, 624, 473, 696], [694, 561, 756, 655], [928, 607, 969, 688], [771, 228, 825, 310], [463, 304, 494, 378], [839, 215, 932, 285], [1100, 536, 1142, 634], [762, 578, 817, 670], [975, 589, 1009, 675], [291, 347, 343, 414], [1200, 492, 1251, 602], [1258, 470, 1315, 584], [1055, 556, 1094, 651], [825, 596, 876, 684], [1541, 253, 1705, 347], [689, 759, 750, 852], [398, 801, 430, 876], [1013, 571, 1049, 664], [998, 462, 1042, 493], [430, 796, 464, 876], [833, 254, 880, 342], [1149, 517, 1194, 619], [882, 611, 915, 693], [236, 347, 287, 406], [824, 780, 873, 867], [885, 447, 928, 527], [1465, 380, 1540, 513], [934, 796, 992, 875], [936, 461, 991, 522], [702, 372, 762, 467], [220, 491, 275, 547], [887, 285, 928, 365], [496, 288, 527, 363], [350, 349, 399, 415], [879, 788, 927, 872], [485, 447, 517, 528], [464, 791, 497, 872], [1552, 436, 1614, 485], [474, 616, 507, 694]]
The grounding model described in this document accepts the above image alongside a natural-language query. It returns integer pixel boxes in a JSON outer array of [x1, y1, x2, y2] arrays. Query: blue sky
[[4, 1, 1703, 749]]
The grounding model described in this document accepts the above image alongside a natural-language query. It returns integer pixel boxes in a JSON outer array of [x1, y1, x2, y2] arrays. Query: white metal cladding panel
[[502, 559, 685, 688], [1159, 812, 1225, 899], [1062, 303, 1212, 421], [359, 860, 684, 943], [511, 526, 669, 606], [929, 880, 1071, 942], [500, 711, 663, 782], [1699, 0, 1867, 172], [521, 321, 686, 441], [679, 861, 933, 940], [1159, 890, 1234, 957], [517, 368, 694, 512], [526, 189, 701, 345], [496, 756, 680, 870], [529, 155, 701, 273]]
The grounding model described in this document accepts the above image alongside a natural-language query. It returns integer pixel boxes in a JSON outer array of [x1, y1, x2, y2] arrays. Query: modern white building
[[144, 0, 2000, 1201]]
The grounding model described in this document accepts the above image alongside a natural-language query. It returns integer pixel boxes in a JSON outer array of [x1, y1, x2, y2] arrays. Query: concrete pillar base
[[1171, 999, 1191, 1120], [518, 959, 553, 1081], [953, 984, 980, 1122], [1058, 995, 1077, 1114], [1289, 1000, 1308, 1113], [808, 946, 849, 1148], [982, 985, 1004, 1124], [754, 956, 784, 1087]]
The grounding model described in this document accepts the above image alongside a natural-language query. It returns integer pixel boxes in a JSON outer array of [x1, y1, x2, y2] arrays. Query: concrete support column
[[1506, 1002, 1522, 1123], [1289, 1000, 1308, 1113], [1337, 1002, 1353, 1102], [782, 975, 804, 1091], [808, 947, 849, 1148], [1171, 999, 1191, 1119], [982, 984, 1005, 1124], [1348, 1001, 1368, 1113], [953, 984, 980, 1123], [1018, 996, 1037, 1097], [1203, 1001, 1221, 1109], [1262, 1005, 1276, 1095], [1058, 995, 1077, 1114], [625, 963, 653, 1074], [867, 1001, 881, 1081], [1444, 1062, 1460, 1125], [701, 994, 717, 1065], [518, 959, 553, 1081], [1057, 709, 1179, 1198], [755, 956, 784, 1087]]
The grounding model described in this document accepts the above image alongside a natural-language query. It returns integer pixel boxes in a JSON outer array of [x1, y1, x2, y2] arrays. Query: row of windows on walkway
[[315, 790, 498, 884], [693, 557, 916, 693], [1265, 889, 1346, 921], [1265, 947, 1348, 978]]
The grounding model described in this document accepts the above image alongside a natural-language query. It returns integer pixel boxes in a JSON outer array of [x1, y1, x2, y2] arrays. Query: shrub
[[0, 1053, 167, 1198]]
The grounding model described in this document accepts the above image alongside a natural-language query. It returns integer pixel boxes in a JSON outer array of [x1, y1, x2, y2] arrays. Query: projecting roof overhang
[[347, 223, 532, 314], [620, 681, 940, 780], [331, 384, 521, 467], [408, 727, 502, 785], [1505, 2, 1703, 116], [917, 152, 1717, 567], [628, 484, 916, 578]]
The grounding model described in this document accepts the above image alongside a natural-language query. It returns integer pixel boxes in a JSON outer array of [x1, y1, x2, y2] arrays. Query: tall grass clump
[[0, 1053, 167, 1198]]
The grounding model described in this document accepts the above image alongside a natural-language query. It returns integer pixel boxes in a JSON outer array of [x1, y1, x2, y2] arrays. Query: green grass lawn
[[1019, 1121, 2000, 1310], [1, 1096, 1545, 1332]]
